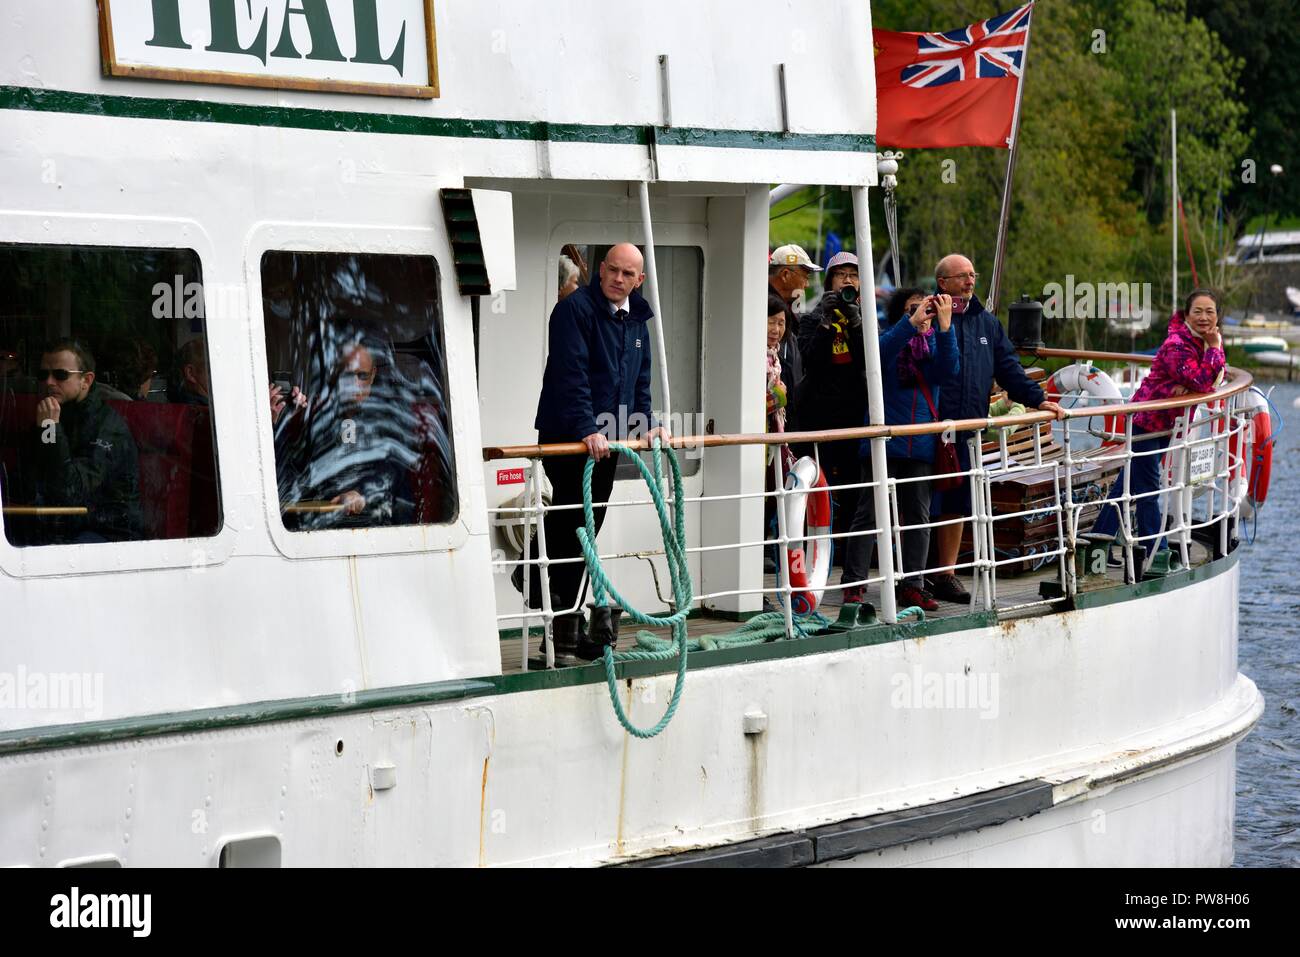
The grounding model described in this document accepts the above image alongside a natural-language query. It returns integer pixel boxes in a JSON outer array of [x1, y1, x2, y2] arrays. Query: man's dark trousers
[[520, 443, 618, 612]]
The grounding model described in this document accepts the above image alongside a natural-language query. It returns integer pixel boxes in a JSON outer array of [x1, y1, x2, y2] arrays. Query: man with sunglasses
[[927, 255, 1065, 603], [22, 339, 141, 544]]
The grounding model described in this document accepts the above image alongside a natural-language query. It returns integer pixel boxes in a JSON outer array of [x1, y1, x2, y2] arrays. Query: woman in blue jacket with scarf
[[840, 288, 959, 611]]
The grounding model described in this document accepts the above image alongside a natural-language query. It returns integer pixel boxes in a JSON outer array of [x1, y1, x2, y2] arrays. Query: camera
[[839, 284, 858, 305]]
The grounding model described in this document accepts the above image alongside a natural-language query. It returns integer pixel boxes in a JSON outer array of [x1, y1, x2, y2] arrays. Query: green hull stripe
[[0, 86, 875, 154], [0, 551, 1238, 758]]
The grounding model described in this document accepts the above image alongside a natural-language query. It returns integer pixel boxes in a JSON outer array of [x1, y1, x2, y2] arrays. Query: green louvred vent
[[440, 188, 492, 296]]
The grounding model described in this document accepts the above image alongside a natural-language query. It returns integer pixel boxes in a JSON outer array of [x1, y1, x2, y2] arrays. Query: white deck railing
[[484, 354, 1258, 670]]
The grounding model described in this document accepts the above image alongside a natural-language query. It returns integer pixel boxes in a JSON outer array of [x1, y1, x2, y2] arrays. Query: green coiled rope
[[576, 440, 832, 739]]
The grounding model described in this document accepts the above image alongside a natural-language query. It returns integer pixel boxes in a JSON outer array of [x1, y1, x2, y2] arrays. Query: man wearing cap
[[926, 253, 1065, 604], [768, 243, 820, 430], [796, 252, 867, 550]]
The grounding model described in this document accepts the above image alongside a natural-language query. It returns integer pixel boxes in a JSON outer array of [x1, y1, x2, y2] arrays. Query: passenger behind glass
[[103, 339, 159, 401], [274, 334, 419, 529], [18, 339, 142, 544], [170, 337, 211, 406]]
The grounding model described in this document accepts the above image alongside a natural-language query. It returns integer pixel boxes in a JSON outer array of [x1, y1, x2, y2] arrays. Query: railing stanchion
[[970, 435, 994, 612], [1052, 459, 1068, 595], [1061, 412, 1078, 598], [889, 474, 904, 599], [519, 462, 534, 671], [1174, 413, 1192, 570], [771, 451, 796, 640], [532, 458, 556, 670], [1120, 415, 1136, 583]]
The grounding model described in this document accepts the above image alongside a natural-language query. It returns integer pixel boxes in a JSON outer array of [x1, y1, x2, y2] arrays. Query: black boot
[[577, 604, 622, 661], [551, 612, 585, 658]]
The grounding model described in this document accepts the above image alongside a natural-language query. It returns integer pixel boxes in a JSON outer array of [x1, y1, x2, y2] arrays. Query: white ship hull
[[0, 557, 1259, 867]]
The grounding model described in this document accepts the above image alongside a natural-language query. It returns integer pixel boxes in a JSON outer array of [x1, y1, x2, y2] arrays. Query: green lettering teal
[[205, 0, 268, 66], [144, 0, 191, 50], [349, 0, 406, 76], [271, 0, 346, 63]]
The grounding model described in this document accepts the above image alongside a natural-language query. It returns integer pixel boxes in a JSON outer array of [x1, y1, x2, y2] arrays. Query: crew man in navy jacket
[[927, 254, 1065, 603], [519, 243, 670, 659]]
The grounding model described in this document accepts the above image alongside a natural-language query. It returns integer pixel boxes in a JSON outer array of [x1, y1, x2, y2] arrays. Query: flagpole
[[986, 3, 1034, 317], [1171, 108, 1178, 312]]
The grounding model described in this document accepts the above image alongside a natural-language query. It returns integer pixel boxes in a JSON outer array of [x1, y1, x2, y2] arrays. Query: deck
[[498, 539, 1214, 673]]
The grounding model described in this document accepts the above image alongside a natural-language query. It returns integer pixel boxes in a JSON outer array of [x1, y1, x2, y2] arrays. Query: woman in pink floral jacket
[[1091, 288, 1226, 555]]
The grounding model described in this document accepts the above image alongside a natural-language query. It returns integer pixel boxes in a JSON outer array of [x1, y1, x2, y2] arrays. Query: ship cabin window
[[0, 244, 222, 547], [260, 251, 458, 531], [557, 244, 704, 480]]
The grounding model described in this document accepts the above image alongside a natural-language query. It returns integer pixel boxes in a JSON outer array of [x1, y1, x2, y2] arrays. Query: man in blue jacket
[[520, 243, 670, 659], [928, 254, 1064, 603]]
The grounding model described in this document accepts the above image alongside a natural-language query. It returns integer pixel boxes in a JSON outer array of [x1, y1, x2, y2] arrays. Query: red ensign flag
[[874, 3, 1033, 149]]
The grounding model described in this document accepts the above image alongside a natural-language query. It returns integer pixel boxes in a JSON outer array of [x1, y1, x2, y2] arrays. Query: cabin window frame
[[0, 212, 237, 579], [247, 223, 471, 560]]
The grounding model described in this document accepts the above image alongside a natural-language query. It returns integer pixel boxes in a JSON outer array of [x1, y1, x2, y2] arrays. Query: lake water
[[1234, 379, 1300, 868]]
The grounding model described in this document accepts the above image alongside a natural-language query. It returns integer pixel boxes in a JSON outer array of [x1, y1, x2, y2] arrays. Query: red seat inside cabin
[[3, 390, 449, 538], [0, 391, 219, 540]]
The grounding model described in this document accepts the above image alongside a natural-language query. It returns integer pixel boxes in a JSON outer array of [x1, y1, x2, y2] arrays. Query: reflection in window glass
[[261, 251, 458, 531], [557, 245, 704, 479], [0, 244, 222, 546]]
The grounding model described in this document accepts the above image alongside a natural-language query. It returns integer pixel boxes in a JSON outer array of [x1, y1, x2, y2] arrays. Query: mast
[[1171, 108, 1178, 311]]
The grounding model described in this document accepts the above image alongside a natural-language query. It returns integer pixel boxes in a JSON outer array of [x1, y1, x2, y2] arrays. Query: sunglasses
[[37, 368, 87, 382]]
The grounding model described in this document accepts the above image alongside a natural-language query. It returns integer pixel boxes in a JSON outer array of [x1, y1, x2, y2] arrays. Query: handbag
[[916, 374, 963, 492]]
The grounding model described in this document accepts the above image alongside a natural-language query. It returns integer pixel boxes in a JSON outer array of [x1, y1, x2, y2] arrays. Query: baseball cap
[[770, 244, 822, 272], [825, 251, 859, 272]]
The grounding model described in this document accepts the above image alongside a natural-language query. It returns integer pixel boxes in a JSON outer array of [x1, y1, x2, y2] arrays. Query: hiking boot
[[897, 583, 940, 613], [842, 585, 867, 605], [928, 573, 971, 604]]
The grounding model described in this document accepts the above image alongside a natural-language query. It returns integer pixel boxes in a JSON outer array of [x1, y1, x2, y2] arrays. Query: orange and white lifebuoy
[[782, 456, 832, 613], [1215, 388, 1272, 511], [1044, 363, 1124, 446], [1240, 388, 1273, 508]]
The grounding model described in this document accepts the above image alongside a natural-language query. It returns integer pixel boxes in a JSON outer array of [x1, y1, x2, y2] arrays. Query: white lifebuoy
[[782, 456, 832, 613], [1044, 362, 1124, 446]]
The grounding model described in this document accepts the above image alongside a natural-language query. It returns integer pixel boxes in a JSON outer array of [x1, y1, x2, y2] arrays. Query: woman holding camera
[[840, 287, 959, 611]]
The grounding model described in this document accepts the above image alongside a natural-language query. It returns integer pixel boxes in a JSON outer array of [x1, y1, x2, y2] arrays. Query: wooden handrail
[[1028, 346, 1159, 364], [483, 364, 1254, 461]]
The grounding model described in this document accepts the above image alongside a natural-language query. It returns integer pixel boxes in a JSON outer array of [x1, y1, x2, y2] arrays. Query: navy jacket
[[534, 273, 654, 441], [936, 294, 1045, 427], [25, 383, 142, 543], [862, 319, 960, 463]]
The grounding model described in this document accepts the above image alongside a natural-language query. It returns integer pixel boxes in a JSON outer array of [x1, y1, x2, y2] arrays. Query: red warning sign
[[496, 468, 526, 486]]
